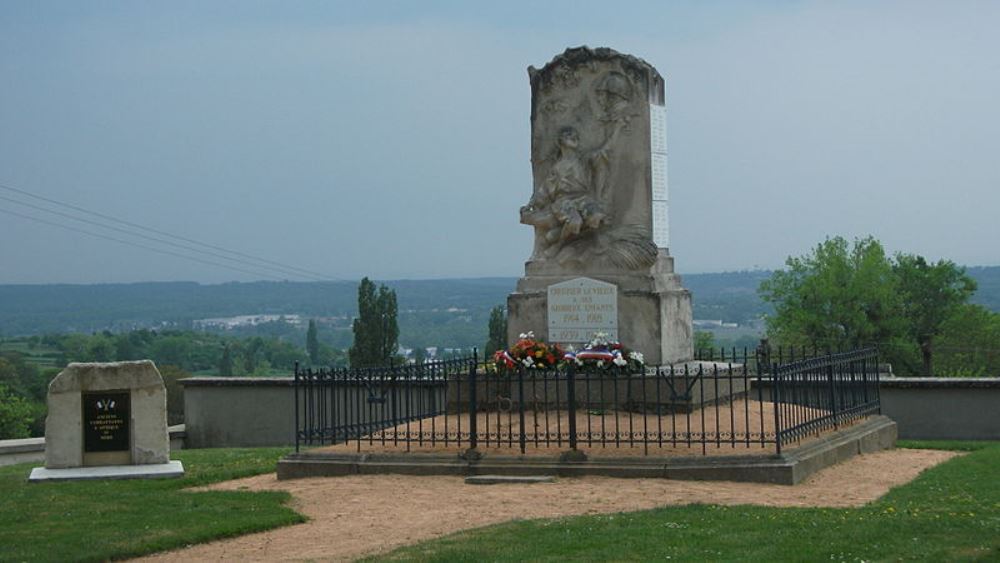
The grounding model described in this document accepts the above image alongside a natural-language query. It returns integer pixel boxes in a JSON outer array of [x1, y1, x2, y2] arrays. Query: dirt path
[[139, 448, 957, 562]]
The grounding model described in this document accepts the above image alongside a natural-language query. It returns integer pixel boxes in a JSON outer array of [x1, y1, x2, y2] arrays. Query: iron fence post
[[517, 366, 526, 454], [874, 348, 882, 415], [567, 363, 578, 451], [468, 358, 478, 450], [294, 361, 300, 453], [755, 338, 771, 382], [772, 362, 782, 455], [827, 359, 838, 430]]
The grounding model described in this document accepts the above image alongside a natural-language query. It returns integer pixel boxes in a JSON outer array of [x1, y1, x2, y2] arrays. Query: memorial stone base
[[28, 460, 185, 482], [507, 253, 693, 366]]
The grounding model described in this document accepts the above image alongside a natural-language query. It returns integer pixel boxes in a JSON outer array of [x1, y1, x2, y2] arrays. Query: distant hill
[[682, 270, 774, 324], [0, 277, 514, 336], [968, 266, 1000, 311], [1, 266, 997, 348]]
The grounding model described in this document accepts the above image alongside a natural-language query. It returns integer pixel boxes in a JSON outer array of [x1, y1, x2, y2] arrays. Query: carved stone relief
[[521, 47, 659, 271]]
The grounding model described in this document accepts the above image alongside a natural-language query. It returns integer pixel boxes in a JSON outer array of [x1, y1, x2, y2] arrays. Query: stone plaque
[[547, 277, 618, 343], [83, 390, 130, 452]]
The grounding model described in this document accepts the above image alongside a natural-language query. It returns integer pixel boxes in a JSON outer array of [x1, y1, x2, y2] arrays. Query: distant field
[[702, 325, 765, 349], [0, 341, 60, 368]]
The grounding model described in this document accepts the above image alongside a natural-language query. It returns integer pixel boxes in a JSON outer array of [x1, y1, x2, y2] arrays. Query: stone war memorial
[[280, 46, 896, 486], [507, 46, 693, 364], [28, 360, 184, 482]]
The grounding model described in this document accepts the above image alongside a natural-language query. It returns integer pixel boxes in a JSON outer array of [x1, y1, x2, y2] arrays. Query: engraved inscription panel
[[83, 390, 130, 453], [649, 102, 669, 248], [548, 277, 618, 343], [652, 201, 669, 250]]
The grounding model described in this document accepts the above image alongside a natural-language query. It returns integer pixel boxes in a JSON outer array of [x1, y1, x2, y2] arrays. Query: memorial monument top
[[519, 46, 670, 276]]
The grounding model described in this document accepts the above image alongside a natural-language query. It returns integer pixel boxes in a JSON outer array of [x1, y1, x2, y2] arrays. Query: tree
[[349, 278, 399, 368], [114, 333, 138, 361], [759, 236, 982, 376], [316, 343, 347, 368], [376, 285, 399, 363], [242, 337, 265, 374], [306, 319, 320, 365], [484, 305, 507, 357], [759, 236, 903, 350], [694, 331, 716, 352], [59, 333, 91, 363], [894, 255, 977, 375], [412, 346, 427, 365], [0, 383, 33, 440], [219, 344, 234, 376], [85, 335, 115, 362], [150, 335, 192, 370], [934, 304, 1000, 376]]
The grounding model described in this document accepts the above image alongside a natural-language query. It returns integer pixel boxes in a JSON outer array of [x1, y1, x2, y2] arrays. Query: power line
[[0, 193, 327, 281], [0, 206, 288, 281], [0, 181, 343, 281]]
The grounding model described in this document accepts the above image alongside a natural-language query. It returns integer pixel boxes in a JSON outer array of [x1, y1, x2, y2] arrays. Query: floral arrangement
[[493, 331, 564, 370], [563, 332, 645, 371], [493, 331, 644, 372]]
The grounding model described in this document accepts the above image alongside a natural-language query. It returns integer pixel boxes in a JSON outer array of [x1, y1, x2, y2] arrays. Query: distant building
[[693, 319, 739, 329], [193, 314, 303, 330]]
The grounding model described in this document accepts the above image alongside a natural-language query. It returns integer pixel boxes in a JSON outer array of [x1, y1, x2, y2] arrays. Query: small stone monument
[[508, 46, 693, 364], [29, 361, 184, 481]]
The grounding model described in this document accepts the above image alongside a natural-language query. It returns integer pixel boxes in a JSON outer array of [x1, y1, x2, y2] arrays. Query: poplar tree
[[349, 278, 399, 368], [219, 344, 234, 376], [306, 319, 320, 364], [375, 285, 399, 364], [485, 305, 507, 356]]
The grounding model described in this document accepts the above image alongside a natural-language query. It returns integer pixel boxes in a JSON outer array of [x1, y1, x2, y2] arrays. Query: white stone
[[28, 460, 184, 482], [43, 361, 171, 469]]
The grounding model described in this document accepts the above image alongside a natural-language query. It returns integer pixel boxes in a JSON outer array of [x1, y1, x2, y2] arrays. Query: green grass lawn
[[0, 448, 302, 562], [2, 443, 998, 562], [375, 441, 1000, 562]]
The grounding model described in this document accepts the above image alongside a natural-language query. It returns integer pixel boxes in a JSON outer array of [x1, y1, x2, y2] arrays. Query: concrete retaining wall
[[181, 378, 300, 448], [754, 377, 1000, 441], [176, 376, 1000, 449], [181, 377, 448, 448], [879, 378, 1000, 440]]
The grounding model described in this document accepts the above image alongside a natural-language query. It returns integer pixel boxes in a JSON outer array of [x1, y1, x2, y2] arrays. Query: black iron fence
[[695, 341, 860, 372], [772, 348, 881, 452], [294, 347, 882, 456], [294, 357, 473, 448]]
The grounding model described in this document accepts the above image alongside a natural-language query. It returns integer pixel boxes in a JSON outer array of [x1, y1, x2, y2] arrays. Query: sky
[[1, 1, 998, 284]]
